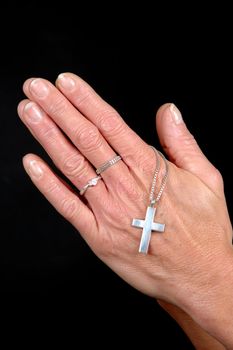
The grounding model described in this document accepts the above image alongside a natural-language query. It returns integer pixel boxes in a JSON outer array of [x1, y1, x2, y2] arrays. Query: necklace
[[132, 146, 169, 254]]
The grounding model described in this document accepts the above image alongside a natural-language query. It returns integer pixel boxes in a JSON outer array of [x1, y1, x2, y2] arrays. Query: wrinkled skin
[[18, 73, 233, 348]]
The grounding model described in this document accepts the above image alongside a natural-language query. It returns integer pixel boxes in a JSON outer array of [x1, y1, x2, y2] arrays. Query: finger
[[18, 99, 107, 201], [156, 103, 223, 193], [55, 73, 151, 169], [22, 78, 129, 182], [23, 154, 96, 239]]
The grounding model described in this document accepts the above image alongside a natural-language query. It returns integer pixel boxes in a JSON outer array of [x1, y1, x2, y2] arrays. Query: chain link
[[149, 146, 169, 205]]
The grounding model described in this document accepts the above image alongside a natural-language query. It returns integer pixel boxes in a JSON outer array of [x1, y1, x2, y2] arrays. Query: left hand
[[17, 73, 233, 323]]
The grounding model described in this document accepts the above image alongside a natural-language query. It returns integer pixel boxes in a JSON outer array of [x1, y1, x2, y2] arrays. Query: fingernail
[[57, 74, 76, 91], [30, 79, 49, 98], [27, 160, 43, 179], [24, 102, 44, 123], [169, 103, 183, 125]]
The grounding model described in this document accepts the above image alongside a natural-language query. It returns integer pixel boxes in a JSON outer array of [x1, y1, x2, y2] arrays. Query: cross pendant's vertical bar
[[139, 206, 156, 254]]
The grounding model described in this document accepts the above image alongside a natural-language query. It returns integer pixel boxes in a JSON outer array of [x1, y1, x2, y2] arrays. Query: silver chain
[[149, 146, 169, 205], [149, 146, 160, 202]]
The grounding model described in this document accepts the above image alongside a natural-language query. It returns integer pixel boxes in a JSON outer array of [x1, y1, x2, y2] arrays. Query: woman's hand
[[18, 73, 233, 346]]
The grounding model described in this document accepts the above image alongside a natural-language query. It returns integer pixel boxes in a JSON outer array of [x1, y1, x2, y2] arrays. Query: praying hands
[[18, 73, 233, 349]]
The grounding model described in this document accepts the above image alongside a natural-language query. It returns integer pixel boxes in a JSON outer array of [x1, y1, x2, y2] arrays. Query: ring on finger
[[96, 155, 122, 175], [79, 176, 102, 196]]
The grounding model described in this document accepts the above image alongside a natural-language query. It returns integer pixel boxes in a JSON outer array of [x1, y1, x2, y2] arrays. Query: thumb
[[156, 103, 223, 193]]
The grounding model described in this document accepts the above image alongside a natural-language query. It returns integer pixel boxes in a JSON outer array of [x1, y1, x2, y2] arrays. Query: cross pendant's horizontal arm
[[132, 219, 165, 232]]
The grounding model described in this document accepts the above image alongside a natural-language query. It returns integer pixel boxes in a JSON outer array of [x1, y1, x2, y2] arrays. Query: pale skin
[[17, 73, 233, 349]]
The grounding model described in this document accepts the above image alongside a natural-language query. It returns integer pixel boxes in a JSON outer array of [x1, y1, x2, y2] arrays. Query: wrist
[[183, 248, 233, 348], [158, 300, 225, 350]]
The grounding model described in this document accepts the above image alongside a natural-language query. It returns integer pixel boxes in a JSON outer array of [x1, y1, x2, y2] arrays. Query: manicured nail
[[27, 160, 43, 179], [57, 74, 76, 91], [169, 103, 183, 125], [24, 102, 44, 123], [30, 79, 49, 98]]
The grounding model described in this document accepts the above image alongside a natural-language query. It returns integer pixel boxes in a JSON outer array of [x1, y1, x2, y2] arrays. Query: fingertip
[[169, 103, 183, 125], [22, 153, 40, 167], [156, 103, 185, 136], [156, 103, 172, 117], [23, 78, 37, 95], [22, 153, 34, 167], [156, 103, 172, 125], [56, 72, 72, 82], [156, 103, 183, 124], [56, 72, 76, 91], [155, 103, 173, 134], [22, 154, 44, 179], [17, 99, 30, 116], [55, 72, 87, 90]]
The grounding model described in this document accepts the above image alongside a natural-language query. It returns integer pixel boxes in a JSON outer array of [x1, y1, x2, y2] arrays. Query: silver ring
[[79, 176, 102, 196], [96, 155, 122, 175]]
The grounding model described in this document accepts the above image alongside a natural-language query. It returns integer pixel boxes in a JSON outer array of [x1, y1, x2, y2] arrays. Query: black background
[[1, 2, 232, 348]]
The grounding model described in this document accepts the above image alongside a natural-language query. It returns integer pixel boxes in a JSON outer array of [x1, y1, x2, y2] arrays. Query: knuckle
[[180, 133, 197, 148], [98, 109, 124, 135], [62, 153, 89, 180], [61, 198, 78, 221], [44, 180, 60, 195], [75, 125, 102, 152], [173, 149, 191, 165], [163, 133, 197, 162], [48, 96, 68, 116], [40, 125, 60, 143], [74, 86, 92, 106], [211, 167, 224, 187], [134, 148, 156, 175]]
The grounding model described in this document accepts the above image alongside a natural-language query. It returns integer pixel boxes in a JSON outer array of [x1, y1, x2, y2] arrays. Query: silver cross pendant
[[132, 204, 165, 254]]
